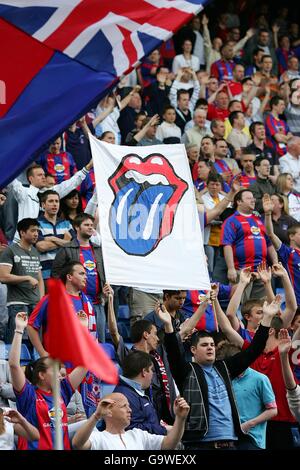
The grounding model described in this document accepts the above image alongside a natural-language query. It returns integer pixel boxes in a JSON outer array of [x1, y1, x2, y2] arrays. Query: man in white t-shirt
[[72, 393, 189, 450]]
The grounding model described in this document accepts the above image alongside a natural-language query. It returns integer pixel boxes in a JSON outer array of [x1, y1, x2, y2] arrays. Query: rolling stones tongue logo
[[108, 153, 188, 256]]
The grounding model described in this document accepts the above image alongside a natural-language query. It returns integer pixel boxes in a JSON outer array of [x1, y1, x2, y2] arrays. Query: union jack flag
[[0, 0, 208, 186]]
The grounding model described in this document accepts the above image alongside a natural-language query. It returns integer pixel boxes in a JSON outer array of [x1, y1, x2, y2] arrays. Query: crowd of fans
[[1, 1, 300, 451]]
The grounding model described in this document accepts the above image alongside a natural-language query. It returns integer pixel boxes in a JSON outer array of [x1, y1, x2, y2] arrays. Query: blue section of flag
[[0, 6, 56, 35], [75, 29, 116, 73], [0, 51, 115, 187], [0, 0, 209, 187]]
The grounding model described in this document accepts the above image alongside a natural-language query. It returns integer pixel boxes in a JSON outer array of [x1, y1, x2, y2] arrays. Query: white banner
[[89, 136, 210, 291]]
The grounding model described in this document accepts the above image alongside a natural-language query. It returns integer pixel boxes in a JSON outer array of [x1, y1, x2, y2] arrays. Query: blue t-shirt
[[201, 365, 237, 442], [233, 368, 276, 449]]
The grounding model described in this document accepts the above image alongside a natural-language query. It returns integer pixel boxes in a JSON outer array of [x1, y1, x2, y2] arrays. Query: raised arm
[[272, 263, 297, 328], [279, 329, 300, 423], [233, 28, 255, 54], [189, 71, 201, 110], [263, 194, 281, 250], [205, 176, 240, 225], [226, 297, 281, 378], [104, 283, 120, 347], [92, 98, 115, 129], [161, 398, 190, 450], [7, 179, 28, 203], [226, 268, 252, 330], [257, 262, 275, 303], [4, 409, 40, 441], [278, 329, 297, 390], [72, 398, 116, 450], [178, 300, 208, 341], [211, 286, 244, 348], [155, 304, 187, 390], [131, 114, 160, 144], [53, 165, 91, 199], [8, 313, 27, 393], [119, 86, 141, 111]]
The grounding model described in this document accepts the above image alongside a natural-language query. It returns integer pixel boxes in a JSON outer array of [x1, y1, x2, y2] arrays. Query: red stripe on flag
[[43, 0, 193, 52], [0, 19, 53, 118], [118, 26, 138, 66]]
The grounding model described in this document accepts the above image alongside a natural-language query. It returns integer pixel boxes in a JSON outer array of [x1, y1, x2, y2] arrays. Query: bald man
[[72, 393, 190, 450]]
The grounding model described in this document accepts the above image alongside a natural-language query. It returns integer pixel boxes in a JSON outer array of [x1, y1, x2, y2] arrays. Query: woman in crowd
[[276, 173, 300, 222], [9, 312, 87, 450], [0, 407, 39, 450], [59, 189, 83, 230], [267, 193, 298, 245]]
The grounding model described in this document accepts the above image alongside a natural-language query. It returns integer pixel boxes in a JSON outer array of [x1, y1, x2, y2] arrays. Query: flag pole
[[211, 299, 219, 333], [52, 359, 63, 450], [210, 284, 219, 333]]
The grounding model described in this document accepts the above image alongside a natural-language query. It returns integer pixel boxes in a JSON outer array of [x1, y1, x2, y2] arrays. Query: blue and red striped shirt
[[16, 378, 73, 450], [221, 211, 271, 270], [183, 285, 232, 332], [239, 172, 257, 189], [28, 291, 96, 348], [37, 151, 77, 183], [277, 243, 300, 305], [79, 245, 100, 304], [265, 113, 290, 157], [210, 59, 235, 81]]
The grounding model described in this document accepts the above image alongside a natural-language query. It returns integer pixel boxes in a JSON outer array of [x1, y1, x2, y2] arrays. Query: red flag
[[47, 278, 118, 384]]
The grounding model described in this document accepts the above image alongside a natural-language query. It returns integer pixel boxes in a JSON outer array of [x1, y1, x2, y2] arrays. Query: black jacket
[[164, 324, 270, 444]]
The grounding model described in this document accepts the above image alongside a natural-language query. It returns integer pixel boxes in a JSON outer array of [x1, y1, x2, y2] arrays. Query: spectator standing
[[247, 121, 279, 184], [212, 139, 240, 184], [36, 191, 73, 282], [113, 351, 167, 435], [264, 194, 300, 306], [9, 312, 87, 450], [169, 78, 200, 134], [279, 137, 300, 193], [0, 219, 44, 344], [226, 111, 251, 158], [202, 174, 226, 275], [106, 289, 176, 426], [157, 299, 278, 450], [182, 109, 211, 147], [59, 189, 83, 229], [155, 106, 181, 144], [221, 190, 277, 296], [37, 137, 77, 184], [72, 393, 190, 450], [210, 43, 235, 81], [284, 88, 300, 138], [172, 39, 200, 75], [276, 173, 300, 222], [7, 162, 93, 241], [265, 96, 293, 157], [52, 214, 105, 342], [268, 194, 298, 246], [239, 151, 257, 188], [0, 407, 39, 450], [221, 345, 277, 449], [278, 329, 300, 424], [249, 158, 276, 213]]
